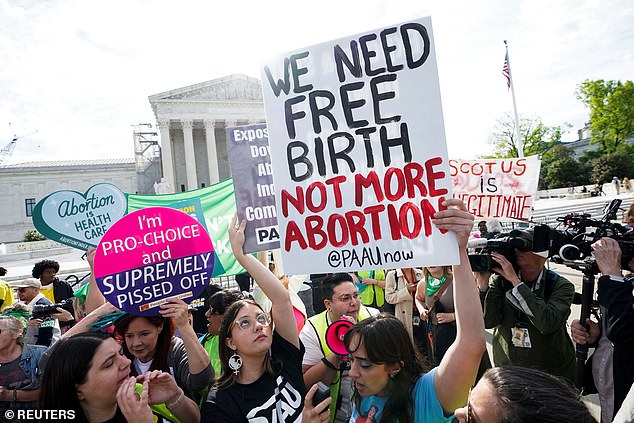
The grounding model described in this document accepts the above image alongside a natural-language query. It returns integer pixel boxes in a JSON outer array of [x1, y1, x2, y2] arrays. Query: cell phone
[[312, 382, 330, 409]]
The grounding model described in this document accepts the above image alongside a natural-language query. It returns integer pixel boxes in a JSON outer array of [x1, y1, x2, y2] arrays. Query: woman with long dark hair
[[201, 214, 308, 421], [40, 332, 200, 422], [453, 366, 597, 423], [342, 199, 486, 423], [63, 298, 213, 402]]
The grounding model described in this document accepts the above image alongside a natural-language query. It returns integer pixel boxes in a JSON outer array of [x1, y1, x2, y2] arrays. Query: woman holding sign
[[343, 199, 486, 423], [201, 214, 313, 422]]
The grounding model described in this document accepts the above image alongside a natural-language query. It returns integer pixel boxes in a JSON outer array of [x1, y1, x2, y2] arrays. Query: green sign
[[126, 179, 243, 276]]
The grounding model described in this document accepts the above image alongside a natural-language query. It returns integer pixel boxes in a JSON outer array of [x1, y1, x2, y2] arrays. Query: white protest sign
[[261, 17, 458, 274], [450, 155, 541, 220]]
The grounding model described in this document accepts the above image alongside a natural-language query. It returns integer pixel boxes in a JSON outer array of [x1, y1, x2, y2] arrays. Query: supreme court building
[[149, 74, 265, 193]]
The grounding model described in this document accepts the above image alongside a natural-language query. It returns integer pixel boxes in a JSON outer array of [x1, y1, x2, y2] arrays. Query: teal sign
[[32, 183, 128, 250]]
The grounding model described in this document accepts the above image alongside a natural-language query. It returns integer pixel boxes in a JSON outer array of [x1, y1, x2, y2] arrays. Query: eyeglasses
[[17, 287, 32, 292], [233, 313, 270, 331], [332, 292, 360, 303]]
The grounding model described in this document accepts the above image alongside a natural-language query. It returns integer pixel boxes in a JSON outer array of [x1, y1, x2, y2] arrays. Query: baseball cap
[[515, 228, 549, 258], [13, 278, 42, 289]]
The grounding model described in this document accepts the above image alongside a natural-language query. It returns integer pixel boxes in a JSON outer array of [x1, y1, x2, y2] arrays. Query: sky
[[1, 0, 632, 165]]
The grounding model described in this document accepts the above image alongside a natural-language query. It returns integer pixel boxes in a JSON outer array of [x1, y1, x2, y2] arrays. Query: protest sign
[[226, 123, 280, 253], [93, 207, 214, 316], [127, 179, 243, 276], [32, 183, 127, 250], [261, 17, 457, 273], [450, 155, 541, 220]]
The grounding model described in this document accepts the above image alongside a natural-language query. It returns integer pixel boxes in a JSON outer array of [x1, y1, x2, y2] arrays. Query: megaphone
[[325, 319, 353, 356]]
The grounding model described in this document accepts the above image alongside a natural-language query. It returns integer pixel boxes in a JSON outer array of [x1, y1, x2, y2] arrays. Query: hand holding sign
[[94, 207, 215, 316]]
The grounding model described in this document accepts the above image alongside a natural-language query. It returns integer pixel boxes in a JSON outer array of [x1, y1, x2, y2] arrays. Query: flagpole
[[504, 40, 523, 157]]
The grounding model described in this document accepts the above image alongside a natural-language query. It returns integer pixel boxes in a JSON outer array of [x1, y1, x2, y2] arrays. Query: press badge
[[511, 327, 532, 348]]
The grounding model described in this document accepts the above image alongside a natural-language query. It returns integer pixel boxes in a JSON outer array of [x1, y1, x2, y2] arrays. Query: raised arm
[[84, 247, 107, 315], [228, 213, 299, 348], [430, 199, 487, 414], [159, 298, 212, 380]]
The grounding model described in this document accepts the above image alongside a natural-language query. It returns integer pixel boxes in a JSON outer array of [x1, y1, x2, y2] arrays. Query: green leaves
[[576, 79, 634, 152]]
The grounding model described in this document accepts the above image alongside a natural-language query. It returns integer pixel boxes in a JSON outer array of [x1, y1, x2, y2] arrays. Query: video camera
[[31, 297, 74, 320], [468, 199, 634, 273], [549, 199, 634, 272], [467, 225, 551, 272]]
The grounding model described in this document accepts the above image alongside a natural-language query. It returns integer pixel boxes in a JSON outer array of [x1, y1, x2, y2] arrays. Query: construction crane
[[0, 123, 38, 165]]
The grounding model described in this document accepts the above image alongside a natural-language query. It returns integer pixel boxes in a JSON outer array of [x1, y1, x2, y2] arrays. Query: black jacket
[[597, 274, 634, 417], [50, 278, 75, 328]]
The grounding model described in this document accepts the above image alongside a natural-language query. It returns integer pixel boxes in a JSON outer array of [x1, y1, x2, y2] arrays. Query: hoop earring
[[228, 350, 242, 375]]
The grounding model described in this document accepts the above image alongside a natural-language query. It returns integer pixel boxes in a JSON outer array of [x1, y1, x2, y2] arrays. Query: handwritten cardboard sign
[[32, 183, 127, 250], [226, 123, 280, 253], [450, 155, 541, 220], [261, 17, 457, 273], [93, 207, 214, 316]]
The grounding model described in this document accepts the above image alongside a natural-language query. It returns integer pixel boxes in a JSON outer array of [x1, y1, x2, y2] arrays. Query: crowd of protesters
[[3, 197, 634, 422]]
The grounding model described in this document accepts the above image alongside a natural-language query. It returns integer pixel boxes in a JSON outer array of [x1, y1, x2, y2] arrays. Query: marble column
[[204, 120, 219, 184], [181, 120, 197, 190], [157, 120, 175, 193]]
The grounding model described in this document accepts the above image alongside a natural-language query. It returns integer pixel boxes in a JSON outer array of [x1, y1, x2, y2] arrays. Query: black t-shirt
[[201, 331, 306, 422]]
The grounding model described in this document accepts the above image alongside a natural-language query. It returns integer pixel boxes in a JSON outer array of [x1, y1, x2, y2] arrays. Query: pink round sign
[[94, 207, 214, 316]]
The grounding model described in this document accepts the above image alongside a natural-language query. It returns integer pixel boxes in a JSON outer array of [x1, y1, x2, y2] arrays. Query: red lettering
[[327, 214, 348, 247], [364, 204, 385, 240], [460, 162, 470, 174], [284, 220, 307, 251], [354, 171, 384, 206], [384, 167, 406, 201], [425, 157, 448, 196], [403, 162, 427, 197], [514, 158, 526, 176], [281, 187, 305, 217], [387, 203, 402, 240], [500, 160, 512, 173], [345, 210, 369, 246], [306, 216, 327, 249], [400, 202, 422, 239], [306, 182, 327, 213], [325, 175, 347, 207], [448, 159, 458, 177], [471, 162, 483, 175], [421, 196, 446, 235]]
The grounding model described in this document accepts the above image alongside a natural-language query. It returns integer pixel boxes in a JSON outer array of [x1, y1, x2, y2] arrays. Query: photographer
[[571, 238, 634, 422], [476, 228, 576, 384], [12, 278, 61, 347]]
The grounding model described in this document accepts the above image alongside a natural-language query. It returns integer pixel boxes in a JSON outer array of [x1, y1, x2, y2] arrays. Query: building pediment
[[149, 74, 263, 103]]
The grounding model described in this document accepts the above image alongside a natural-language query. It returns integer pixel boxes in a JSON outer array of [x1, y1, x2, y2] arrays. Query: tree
[[540, 145, 590, 189], [590, 151, 634, 184], [485, 113, 570, 159], [576, 79, 634, 152]]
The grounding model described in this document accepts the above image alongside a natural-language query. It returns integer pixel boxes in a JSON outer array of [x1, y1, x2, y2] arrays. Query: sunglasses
[[17, 287, 32, 292]]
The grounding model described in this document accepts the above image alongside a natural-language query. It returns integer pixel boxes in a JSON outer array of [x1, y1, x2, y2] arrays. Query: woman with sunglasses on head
[[40, 332, 200, 423], [0, 308, 47, 413], [201, 214, 311, 422], [452, 366, 597, 423], [342, 199, 487, 423]]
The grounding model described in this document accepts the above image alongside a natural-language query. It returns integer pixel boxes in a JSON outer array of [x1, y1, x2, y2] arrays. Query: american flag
[[502, 52, 511, 90]]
